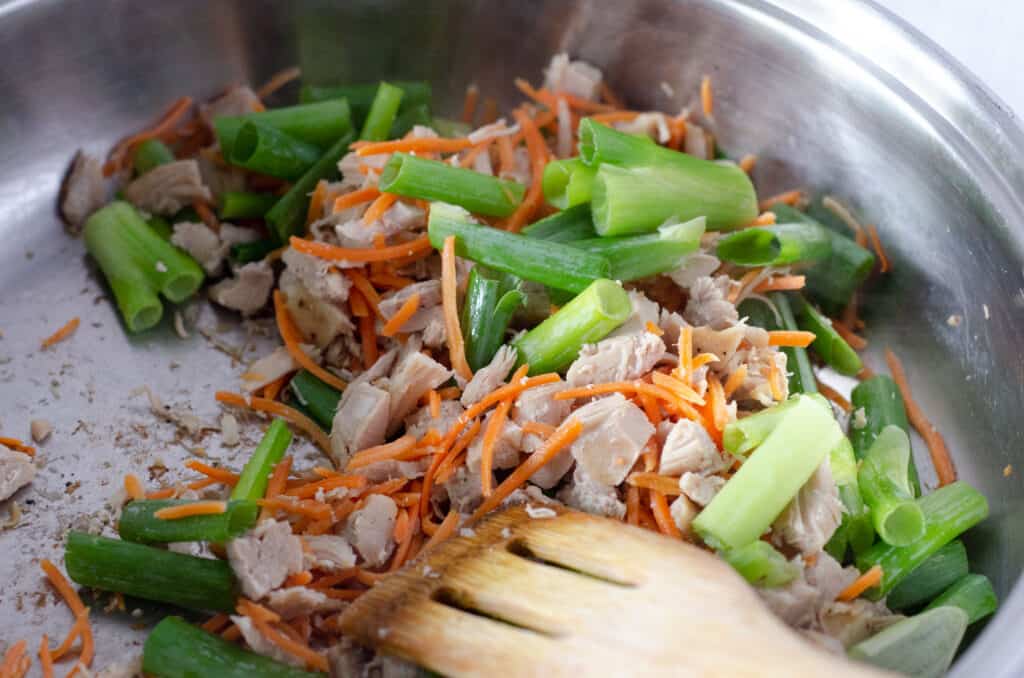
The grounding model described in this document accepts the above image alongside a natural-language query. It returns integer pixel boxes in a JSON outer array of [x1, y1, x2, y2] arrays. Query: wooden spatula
[[338, 505, 892, 677]]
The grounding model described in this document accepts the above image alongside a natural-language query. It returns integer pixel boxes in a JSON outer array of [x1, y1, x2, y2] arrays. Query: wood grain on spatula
[[338, 505, 893, 677]]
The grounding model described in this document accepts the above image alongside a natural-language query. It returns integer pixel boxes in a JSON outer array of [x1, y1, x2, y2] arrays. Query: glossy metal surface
[[1, 0, 1022, 674]]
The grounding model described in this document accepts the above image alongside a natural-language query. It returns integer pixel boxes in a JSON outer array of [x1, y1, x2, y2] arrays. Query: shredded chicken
[[543, 53, 603, 101], [226, 519, 304, 600], [461, 345, 516, 405], [684, 275, 739, 330], [772, 458, 844, 555], [566, 333, 665, 387], [59, 151, 107, 233], [0, 447, 35, 502], [209, 261, 275, 316], [344, 494, 398, 567], [123, 159, 212, 215], [171, 222, 229, 275]]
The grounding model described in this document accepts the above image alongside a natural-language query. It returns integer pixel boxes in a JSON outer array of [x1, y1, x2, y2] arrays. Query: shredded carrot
[[422, 509, 460, 552], [644, 320, 664, 336], [215, 391, 332, 454], [40, 559, 93, 676], [504, 109, 548, 231], [700, 75, 714, 118], [194, 200, 219, 231], [722, 365, 749, 400], [381, 293, 421, 338], [707, 374, 729, 431], [832, 320, 868, 350], [514, 78, 615, 114], [261, 456, 293, 520], [104, 96, 193, 175], [459, 137, 496, 168], [461, 84, 480, 123], [358, 311, 378, 370], [678, 325, 694, 381], [758, 189, 803, 212], [866, 225, 890, 273], [389, 509, 419, 571], [41, 316, 80, 349], [48, 615, 84, 662], [273, 290, 348, 391], [123, 474, 144, 501], [252, 619, 328, 672], [480, 399, 512, 497], [857, 365, 876, 381], [471, 419, 582, 521], [727, 267, 765, 303], [435, 420, 482, 484], [625, 485, 641, 525], [257, 497, 332, 521], [153, 500, 227, 520], [767, 330, 817, 348], [284, 571, 314, 587], [185, 459, 240, 485], [817, 382, 852, 413], [352, 137, 475, 157], [496, 134, 517, 178], [738, 154, 757, 173], [1, 640, 28, 678], [201, 613, 231, 634], [427, 389, 442, 419], [332, 186, 380, 212], [221, 624, 242, 641], [256, 65, 302, 100], [349, 289, 369, 318], [766, 359, 784, 403], [0, 437, 35, 457], [145, 488, 177, 500], [650, 371, 705, 406], [347, 435, 419, 470], [38, 635, 53, 678], [692, 353, 719, 371], [344, 269, 383, 318], [650, 491, 682, 538], [521, 421, 557, 437], [290, 234, 432, 264], [305, 179, 328, 230], [362, 191, 398, 227], [587, 111, 641, 124], [599, 81, 626, 109], [885, 349, 956, 486], [748, 211, 777, 227], [369, 271, 415, 290], [627, 472, 682, 496], [837, 564, 883, 601], [440, 236, 474, 381], [261, 372, 291, 402], [753, 275, 806, 294]]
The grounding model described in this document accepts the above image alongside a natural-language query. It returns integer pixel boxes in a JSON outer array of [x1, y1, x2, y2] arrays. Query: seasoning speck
[[946, 314, 962, 327], [1004, 464, 1013, 477], [983, 304, 990, 320]]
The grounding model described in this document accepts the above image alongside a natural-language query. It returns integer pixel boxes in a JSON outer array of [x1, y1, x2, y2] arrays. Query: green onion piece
[[220, 191, 279, 220], [389, 102, 432, 138], [133, 139, 175, 175], [380, 153, 525, 217], [770, 203, 875, 314], [739, 294, 818, 395], [266, 131, 354, 242], [512, 279, 631, 374], [542, 157, 597, 209], [229, 121, 323, 180], [231, 239, 279, 264], [300, 80, 431, 123], [579, 120, 757, 232], [146, 216, 173, 241], [359, 82, 405, 141], [715, 221, 831, 267], [213, 99, 353, 157], [825, 436, 875, 561], [118, 500, 259, 544], [571, 216, 705, 282], [231, 419, 293, 501], [427, 202, 611, 293], [848, 607, 967, 678], [143, 616, 324, 678], [84, 202, 205, 331], [721, 393, 830, 457], [925, 574, 998, 624], [462, 268, 525, 371], [858, 425, 925, 546], [721, 541, 800, 588], [694, 395, 842, 550], [289, 370, 342, 431], [521, 204, 597, 243], [65, 532, 238, 612], [794, 294, 863, 376], [856, 481, 989, 597], [887, 540, 968, 610], [850, 375, 921, 496]]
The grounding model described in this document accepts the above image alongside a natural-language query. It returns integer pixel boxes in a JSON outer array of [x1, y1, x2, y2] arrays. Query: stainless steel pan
[[1, 0, 1021, 674]]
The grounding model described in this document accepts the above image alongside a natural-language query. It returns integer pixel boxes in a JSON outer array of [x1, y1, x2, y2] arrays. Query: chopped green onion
[[231, 419, 292, 501], [213, 99, 352, 157], [794, 294, 863, 376], [118, 500, 259, 544], [146, 215, 173, 241], [739, 294, 818, 395], [133, 139, 175, 175], [231, 239, 279, 264], [850, 375, 921, 496], [266, 131, 354, 242], [300, 80, 431, 123], [521, 204, 597, 243], [858, 425, 925, 546], [848, 607, 967, 678], [694, 395, 842, 550], [512, 279, 631, 375], [887, 540, 968, 610], [229, 122, 323, 180], [721, 541, 800, 588], [220, 192, 279, 220], [715, 221, 831, 267], [826, 436, 875, 561], [462, 268, 525, 371], [380, 153, 525, 217], [856, 481, 989, 597], [428, 202, 611, 293], [925, 573, 998, 624], [571, 216, 705, 282], [359, 82, 405, 141], [542, 157, 597, 209], [721, 393, 830, 457], [143, 616, 324, 678], [65, 532, 238, 612], [289, 370, 342, 431], [389, 102, 432, 138]]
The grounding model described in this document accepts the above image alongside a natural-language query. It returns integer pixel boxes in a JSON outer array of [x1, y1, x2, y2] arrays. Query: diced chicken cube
[[669, 495, 699, 534], [241, 346, 301, 393], [467, 414, 522, 473], [330, 382, 391, 467], [344, 494, 398, 567], [529, 445, 574, 489], [226, 519, 303, 600], [444, 465, 487, 514], [772, 458, 844, 555], [59, 151, 106, 233], [568, 394, 655, 486], [678, 472, 725, 506], [171, 221, 229, 275], [282, 247, 351, 303], [684, 275, 738, 330], [30, 419, 53, 444], [123, 159, 212, 216], [278, 269, 354, 347], [461, 345, 517, 405], [566, 333, 665, 387], [659, 419, 727, 476], [0, 447, 35, 501], [265, 586, 341, 619], [378, 280, 442, 334], [512, 382, 571, 453], [209, 261, 275, 316], [543, 53, 603, 101], [387, 352, 452, 434], [669, 252, 721, 289], [302, 535, 357, 573], [556, 466, 625, 519]]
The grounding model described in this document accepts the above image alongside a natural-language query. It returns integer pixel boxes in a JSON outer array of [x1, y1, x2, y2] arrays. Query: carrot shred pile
[[40, 317, 80, 349], [40, 560, 92, 677], [290, 234, 433, 263]]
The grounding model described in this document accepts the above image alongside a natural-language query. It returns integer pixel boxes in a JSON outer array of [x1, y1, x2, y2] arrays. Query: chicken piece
[[350, 348, 399, 389], [171, 221, 229, 275], [684, 275, 738, 330], [566, 333, 665, 388], [443, 465, 487, 514], [405, 399, 464, 440], [265, 586, 341, 619], [557, 466, 626, 519], [202, 85, 261, 121], [330, 382, 391, 467], [529, 444, 574, 489], [197, 150, 247, 201], [241, 346, 301, 393], [59, 151, 106, 233], [659, 419, 727, 476], [669, 495, 699, 534], [466, 414, 522, 473], [337, 152, 390, 191], [226, 519, 303, 600], [657, 309, 688, 347], [356, 458, 430, 484], [209, 261, 275, 316], [0, 447, 35, 501], [219, 223, 261, 247], [335, 201, 427, 249], [820, 599, 903, 648], [692, 325, 746, 366], [420, 307, 447, 348], [461, 345, 517, 406], [94, 653, 143, 678], [123, 159, 213, 216], [731, 348, 789, 407], [669, 252, 721, 289], [302, 535, 357, 573], [543, 53, 603, 101], [614, 113, 670, 144], [758, 572, 820, 628], [344, 494, 398, 567], [279, 269, 354, 347], [568, 394, 655, 486], [282, 247, 351, 303], [387, 352, 452, 434], [684, 121, 714, 160], [30, 419, 53, 444], [772, 458, 844, 555], [378, 280, 442, 334], [678, 472, 726, 506], [608, 290, 661, 339], [511, 382, 571, 453], [232, 615, 304, 667], [501, 484, 560, 509]]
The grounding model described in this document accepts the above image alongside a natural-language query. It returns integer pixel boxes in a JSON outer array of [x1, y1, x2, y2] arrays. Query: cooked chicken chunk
[[232, 615, 304, 667], [608, 290, 660, 339], [0, 447, 35, 501], [265, 586, 341, 618], [678, 472, 725, 506], [59, 151, 106, 233], [568, 394, 655, 486], [344, 494, 398, 567], [461, 345, 517, 405], [171, 221, 228, 275], [302, 535, 357, 573], [566, 333, 665, 387], [282, 247, 351, 303], [466, 413, 522, 473], [659, 419, 727, 476], [378, 280, 442, 334], [543, 53, 603, 101], [123, 159, 212, 216], [387, 351, 452, 434], [772, 458, 844, 555], [209, 261, 275, 316], [512, 382, 570, 453], [444, 465, 487, 514], [669, 495, 699, 534], [669, 252, 721, 289], [684, 275, 738, 330], [279, 269, 354, 347], [226, 519, 303, 600], [330, 382, 390, 467], [241, 346, 302, 393], [557, 466, 626, 519]]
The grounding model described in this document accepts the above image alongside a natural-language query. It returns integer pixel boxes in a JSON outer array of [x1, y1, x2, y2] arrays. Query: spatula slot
[[431, 585, 559, 637], [505, 538, 637, 588]]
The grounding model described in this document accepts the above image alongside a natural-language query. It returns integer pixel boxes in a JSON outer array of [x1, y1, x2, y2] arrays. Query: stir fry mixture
[[0, 55, 997, 678]]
